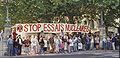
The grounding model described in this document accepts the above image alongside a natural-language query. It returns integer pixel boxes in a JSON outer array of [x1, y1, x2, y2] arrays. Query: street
[[0, 50, 119, 58], [0, 0, 120, 58]]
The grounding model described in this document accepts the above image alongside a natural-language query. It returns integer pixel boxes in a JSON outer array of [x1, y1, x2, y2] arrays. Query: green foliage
[[0, 0, 119, 29]]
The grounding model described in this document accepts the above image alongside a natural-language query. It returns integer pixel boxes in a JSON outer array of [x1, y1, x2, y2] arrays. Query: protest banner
[[15, 23, 90, 33]]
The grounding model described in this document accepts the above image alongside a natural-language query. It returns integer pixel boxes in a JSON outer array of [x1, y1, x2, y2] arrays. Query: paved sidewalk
[[0, 50, 119, 58], [24, 50, 119, 57], [0, 41, 7, 56], [0, 41, 119, 58]]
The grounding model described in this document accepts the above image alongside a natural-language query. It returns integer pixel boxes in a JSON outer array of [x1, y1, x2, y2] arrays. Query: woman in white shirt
[[77, 36, 82, 51], [90, 36, 94, 50], [95, 36, 100, 50], [31, 35, 39, 54], [43, 37, 48, 53], [54, 36, 60, 53], [68, 36, 74, 53], [64, 35, 68, 53]]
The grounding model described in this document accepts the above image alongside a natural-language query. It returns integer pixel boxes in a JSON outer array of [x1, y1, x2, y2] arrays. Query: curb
[[0, 50, 119, 57]]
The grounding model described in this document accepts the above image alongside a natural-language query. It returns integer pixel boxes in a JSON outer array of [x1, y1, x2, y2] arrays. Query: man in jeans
[[17, 35, 23, 55], [85, 35, 91, 50], [112, 35, 117, 50], [73, 36, 78, 52], [7, 35, 13, 56]]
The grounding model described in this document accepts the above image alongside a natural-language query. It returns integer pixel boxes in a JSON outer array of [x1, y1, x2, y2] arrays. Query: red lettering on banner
[[76, 25, 79, 31], [37, 24, 41, 31], [55, 24, 60, 31], [29, 24, 32, 31], [60, 24, 64, 31], [17, 24, 23, 32], [32, 24, 37, 31], [47, 24, 51, 32], [58, 24, 60, 31], [79, 26, 83, 31], [48, 24, 54, 32], [74, 25, 77, 31], [51, 24, 54, 32], [24, 24, 28, 32], [44, 24, 48, 32], [82, 26, 85, 32], [16, 23, 90, 33], [73, 25, 76, 31], [65, 24, 70, 31], [71, 25, 75, 31]]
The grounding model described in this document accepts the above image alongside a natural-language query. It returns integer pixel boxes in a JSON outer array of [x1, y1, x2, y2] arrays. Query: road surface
[[0, 50, 119, 58]]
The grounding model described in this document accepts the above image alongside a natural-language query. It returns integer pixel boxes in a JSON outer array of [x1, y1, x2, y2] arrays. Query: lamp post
[[1, 0, 12, 56], [5, 0, 11, 25], [3, 0, 12, 40]]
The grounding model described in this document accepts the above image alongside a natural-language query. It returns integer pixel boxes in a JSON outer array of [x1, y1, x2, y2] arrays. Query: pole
[[2, 0, 10, 56], [6, 6, 9, 21], [6, 0, 10, 24], [1, 35, 3, 56]]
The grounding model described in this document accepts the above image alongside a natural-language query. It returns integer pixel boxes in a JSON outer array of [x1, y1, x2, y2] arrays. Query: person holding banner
[[77, 36, 82, 51], [85, 34, 91, 50], [68, 35, 74, 53], [17, 35, 23, 55], [43, 37, 48, 54], [64, 34, 68, 53], [54, 35, 60, 53], [31, 35, 39, 55], [23, 36, 31, 55], [38, 36, 44, 54], [60, 30, 64, 38], [12, 29, 17, 41], [59, 36, 64, 53], [49, 36, 55, 53], [73, 35, 78, 52], [95, 35, 100, 50]]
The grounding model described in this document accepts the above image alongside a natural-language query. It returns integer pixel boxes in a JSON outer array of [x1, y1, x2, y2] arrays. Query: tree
[[0, 0, 6, 30], [0, 0, 119, 31]]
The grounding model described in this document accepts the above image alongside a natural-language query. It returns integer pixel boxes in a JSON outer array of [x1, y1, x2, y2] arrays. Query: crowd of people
[[6, 31, 119, 56]]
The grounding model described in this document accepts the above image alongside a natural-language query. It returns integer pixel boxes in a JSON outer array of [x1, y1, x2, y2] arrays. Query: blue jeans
[[59, 48, 64, 53], [73, 43, 78, 52], [69, 46, 73, 53], [13, 47, 18, 56], [40, 47, 44, 54], [86, 43, 90, 50], [102, 41, 107, 49], [8, 45, 13, 56], [107, 42, 112, 50]]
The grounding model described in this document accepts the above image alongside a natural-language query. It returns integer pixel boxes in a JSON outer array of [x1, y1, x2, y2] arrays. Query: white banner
[[15, 23, 91, 33]]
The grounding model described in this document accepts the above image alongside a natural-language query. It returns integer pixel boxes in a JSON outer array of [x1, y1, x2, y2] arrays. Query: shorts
[[95, 43, 99, 45], [43, 47, 47, 51], [24, 47, 30, 53]]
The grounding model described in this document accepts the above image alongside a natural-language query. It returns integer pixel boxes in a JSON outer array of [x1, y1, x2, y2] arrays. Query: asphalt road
[[0, 54, 118, 58], [0, 50, 119, 58]]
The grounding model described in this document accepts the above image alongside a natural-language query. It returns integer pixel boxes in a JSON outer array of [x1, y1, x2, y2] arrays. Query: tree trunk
[[118, 26, 120, 35], [105, 26, 108, 36]]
